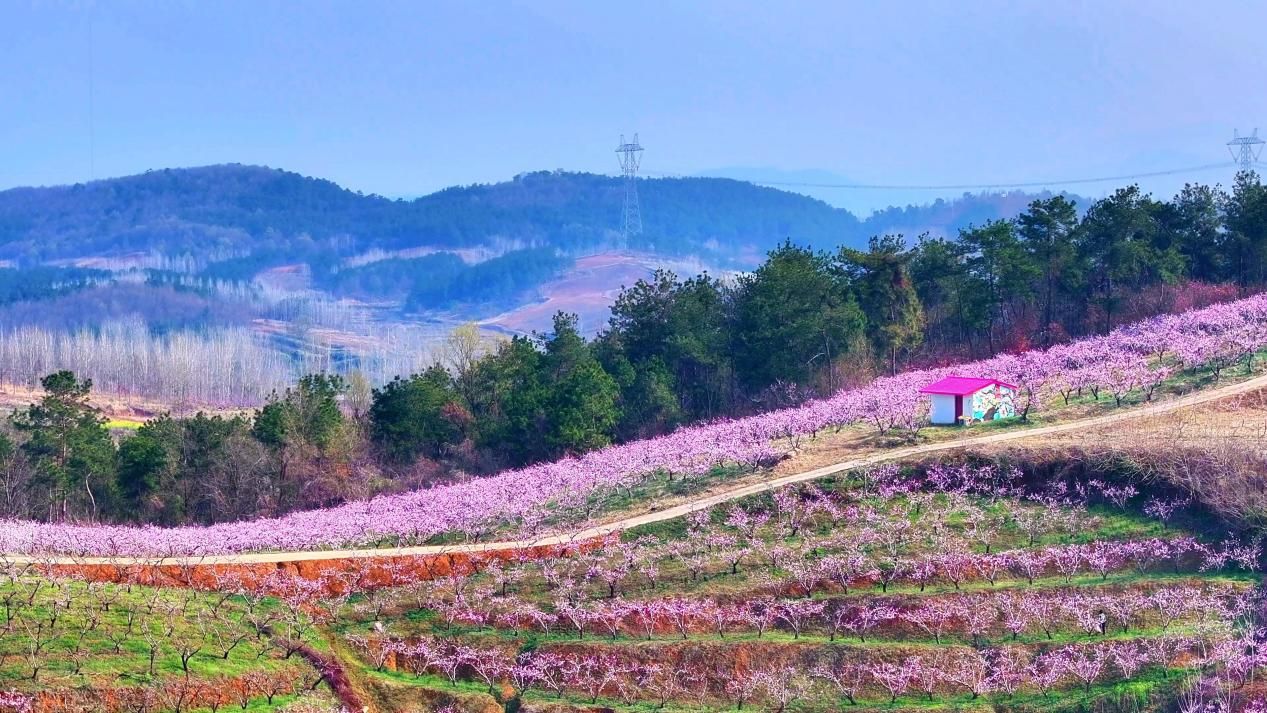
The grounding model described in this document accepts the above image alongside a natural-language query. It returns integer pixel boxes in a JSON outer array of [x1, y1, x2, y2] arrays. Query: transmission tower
[[1228, 129, 1265, 173], [616, 134, 644, 249]]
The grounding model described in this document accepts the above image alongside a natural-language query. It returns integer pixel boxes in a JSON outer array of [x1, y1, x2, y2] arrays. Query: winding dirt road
[[15, 371, 1267, 568]]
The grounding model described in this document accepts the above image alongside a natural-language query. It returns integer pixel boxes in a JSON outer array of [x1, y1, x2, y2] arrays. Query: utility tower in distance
[[1228, 129, 1265, 173], [616, 134, 644, 249]]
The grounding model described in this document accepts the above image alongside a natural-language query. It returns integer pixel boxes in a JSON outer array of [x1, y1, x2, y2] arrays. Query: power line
[[645, 161, 1235, 191]]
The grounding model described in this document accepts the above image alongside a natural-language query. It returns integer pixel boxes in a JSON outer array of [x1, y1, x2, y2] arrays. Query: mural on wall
[[969, 384, 1016, 422]]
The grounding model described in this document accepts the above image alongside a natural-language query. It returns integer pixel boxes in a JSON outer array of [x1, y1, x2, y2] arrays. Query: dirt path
[[14, 371, 1267, 568]]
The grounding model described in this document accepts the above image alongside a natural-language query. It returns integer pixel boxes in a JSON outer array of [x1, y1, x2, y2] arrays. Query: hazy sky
[[5, 1, 1267, 213]]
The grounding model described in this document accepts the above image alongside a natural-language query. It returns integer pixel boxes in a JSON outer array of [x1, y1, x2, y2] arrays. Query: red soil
[[43, 542, 597, 596]]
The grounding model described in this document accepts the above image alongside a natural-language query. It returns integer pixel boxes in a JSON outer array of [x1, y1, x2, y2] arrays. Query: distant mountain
[[0, 165, 392, 263], [698, 166, 1087, 240], [0, 164, 1080, 270], [0, 165, 863, 265], [859, 189, 1087, 241]]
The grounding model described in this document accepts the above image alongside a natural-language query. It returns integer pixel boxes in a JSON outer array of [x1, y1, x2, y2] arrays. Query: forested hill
[[0, 164, 1068, 264], [0, 165, 402, 262], [417, 171, 864, 258], [0, 165, 856, 262]]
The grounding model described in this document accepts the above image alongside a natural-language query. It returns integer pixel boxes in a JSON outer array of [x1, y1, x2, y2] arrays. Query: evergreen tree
[[540, 313, 620, 455], [251, 373, 349, 510], [910, 235, 971, 354], [13, 371, 116, 522], [733, 242, 865, 392], [1077, 186, 1178, 331], [370, 366, 467, 464], [663, 274, 734, 417], [251, 374, 347, 450], [1158, 183, 1224, 282], [0, 430, 15, 516], [177, 413, 254, 522], [838, 236, 925, 374], [1017, 196, 1080, 345], [1222, 171, 1267, 286], [607, 270, 678, 365], [957, 220, 1039, 352], [602, 270, 732, 423], [468, 336, 549, 466], [615, 358, 682, 439], [116, 429, 168, 516]]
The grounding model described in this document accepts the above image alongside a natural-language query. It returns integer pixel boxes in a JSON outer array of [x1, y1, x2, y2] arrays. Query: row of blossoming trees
[[3, 294, 1267, 558], [363, 633, 1264, 709]]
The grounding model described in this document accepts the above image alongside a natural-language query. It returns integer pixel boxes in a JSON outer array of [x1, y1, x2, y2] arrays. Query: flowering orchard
[[0, 562, 349, 712], [300, 462, 1267, 711], [6, 294, 1267, 558]]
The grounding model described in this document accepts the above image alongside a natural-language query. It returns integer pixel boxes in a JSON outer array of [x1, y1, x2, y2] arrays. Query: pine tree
[[541, 313, 619, 455], [13, 371, 116, 522], [839, 236, 925, 374]]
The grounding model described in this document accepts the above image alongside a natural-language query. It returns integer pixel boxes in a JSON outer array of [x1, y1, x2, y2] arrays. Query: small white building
[[920, 376, 1018, 425]]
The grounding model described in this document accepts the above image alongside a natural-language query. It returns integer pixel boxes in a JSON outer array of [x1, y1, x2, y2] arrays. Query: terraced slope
[[324, 462, 1264, 712]]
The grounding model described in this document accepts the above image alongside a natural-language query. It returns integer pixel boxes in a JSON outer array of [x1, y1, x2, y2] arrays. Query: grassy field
[[0, 575, 329, 711]]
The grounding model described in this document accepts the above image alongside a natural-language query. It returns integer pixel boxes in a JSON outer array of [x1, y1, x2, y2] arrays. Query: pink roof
[[919, 375, 1017, 396]]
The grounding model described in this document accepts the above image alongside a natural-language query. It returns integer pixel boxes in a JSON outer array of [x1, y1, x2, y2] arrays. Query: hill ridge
[[0, 164, 1070, 265]]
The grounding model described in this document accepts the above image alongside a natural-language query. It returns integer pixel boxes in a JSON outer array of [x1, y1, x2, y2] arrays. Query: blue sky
[[4, 1, 1266, 214]]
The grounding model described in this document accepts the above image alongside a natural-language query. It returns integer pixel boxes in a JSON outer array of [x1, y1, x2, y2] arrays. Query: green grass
[[0, 577, 316, 694], [364, 618, 1217, 652], [19, 347, 1262, 712], [350, 567, 1247, 650], [598, 512, 1182, 607], [363, 661, 1185, 713], [228, 351, 1267, 711], [187, 693, 317, 713]]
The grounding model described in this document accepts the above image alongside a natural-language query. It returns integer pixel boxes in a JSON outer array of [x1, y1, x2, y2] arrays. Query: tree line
[[0, 370, 364, 524], [913, 173, 1267, 356], [598, 172, 1267, 410]]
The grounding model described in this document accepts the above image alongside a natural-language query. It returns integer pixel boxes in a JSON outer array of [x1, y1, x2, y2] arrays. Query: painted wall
[[969, 384, 1016, 422]]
